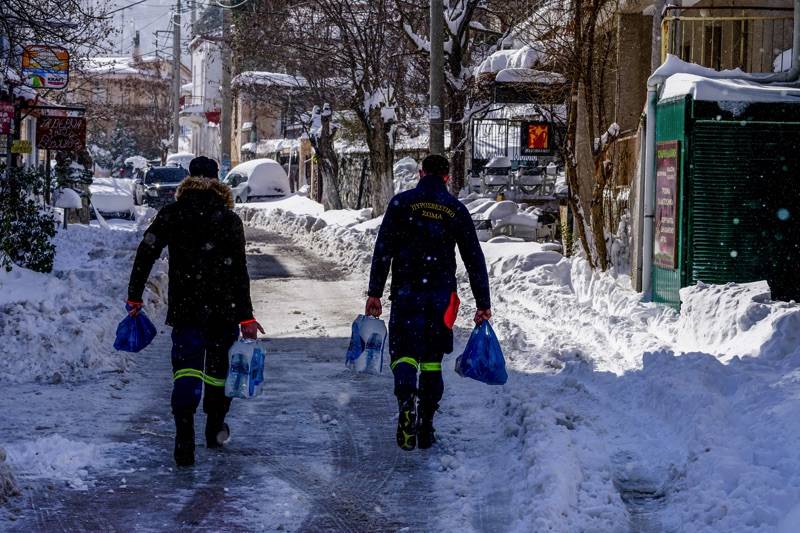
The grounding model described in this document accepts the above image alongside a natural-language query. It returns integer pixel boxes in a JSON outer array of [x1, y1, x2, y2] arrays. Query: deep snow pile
[[0, 222, 167, 384], [239, 196, 800, 532]]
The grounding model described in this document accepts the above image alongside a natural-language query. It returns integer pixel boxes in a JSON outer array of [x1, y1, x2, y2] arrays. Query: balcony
[[661, 6, 794, 73]]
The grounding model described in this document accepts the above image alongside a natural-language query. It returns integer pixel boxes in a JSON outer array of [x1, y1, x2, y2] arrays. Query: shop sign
[[22, 45, 70, 90], [11, 139, 32, 154], [36, 116, 86, 151], [654, 140, 680, 269], [520, 121, 553, 155], [0, 102, 13, 134]]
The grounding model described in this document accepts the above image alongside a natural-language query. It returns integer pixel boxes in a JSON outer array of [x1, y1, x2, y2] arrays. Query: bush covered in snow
[[0, 166, 56, 273]]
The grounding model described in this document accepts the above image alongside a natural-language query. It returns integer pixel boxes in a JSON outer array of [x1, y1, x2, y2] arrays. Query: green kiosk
[[651, 77, 800, 308]]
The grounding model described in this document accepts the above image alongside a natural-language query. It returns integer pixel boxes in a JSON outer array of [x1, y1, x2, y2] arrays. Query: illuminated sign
[[520, 121, 552, 156]]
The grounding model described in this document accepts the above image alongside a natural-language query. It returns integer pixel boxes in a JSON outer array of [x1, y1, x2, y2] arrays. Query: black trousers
[[170, 323, 239, 416], [388, 289, 453, 409]]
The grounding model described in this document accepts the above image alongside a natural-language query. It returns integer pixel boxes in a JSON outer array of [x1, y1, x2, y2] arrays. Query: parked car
[[90, 178, 136, 219], [223, 158, 290, 203], [134, 166, 189, 208], [165, 152, 196, 169]]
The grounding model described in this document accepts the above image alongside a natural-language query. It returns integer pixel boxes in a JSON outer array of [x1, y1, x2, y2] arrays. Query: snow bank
[[5, 435, 121, 490], [0, 224, 167, 384], [238, 194, 800, 532], [675, 281, 800, 361]]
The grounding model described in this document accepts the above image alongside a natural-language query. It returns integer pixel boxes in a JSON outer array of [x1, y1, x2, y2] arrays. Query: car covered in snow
[[165, 152, 195, 170], [134, 166, 189, 208], [89, 178, 136, 219], [223, 159, 290, 203]]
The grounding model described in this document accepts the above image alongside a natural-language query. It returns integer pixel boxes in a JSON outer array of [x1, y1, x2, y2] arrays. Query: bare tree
[[397, 0, 534, 192], [512, 0, 620, 270], [232, 0, 407, 216], [1, 0, 114, 93]]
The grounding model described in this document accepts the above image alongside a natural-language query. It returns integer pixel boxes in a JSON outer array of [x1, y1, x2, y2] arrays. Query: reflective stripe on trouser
[[171, 323, 238, 415], [173, 368, 226, 387], [390, 354, 444, 407]]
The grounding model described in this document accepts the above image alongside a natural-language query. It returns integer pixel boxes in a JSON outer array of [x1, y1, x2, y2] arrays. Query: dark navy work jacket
[[368, 175, 491, 310]]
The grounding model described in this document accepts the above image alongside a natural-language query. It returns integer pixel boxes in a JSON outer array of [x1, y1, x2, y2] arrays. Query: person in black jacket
[[366, 154, 492, 451], [127, 156, 264, 467]]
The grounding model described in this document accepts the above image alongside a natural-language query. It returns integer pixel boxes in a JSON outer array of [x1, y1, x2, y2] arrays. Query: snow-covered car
[[165, 152, 196, 170], [90, 178, 136, 219], [134, 166, 189, 208], [224, 159, 290, 203]]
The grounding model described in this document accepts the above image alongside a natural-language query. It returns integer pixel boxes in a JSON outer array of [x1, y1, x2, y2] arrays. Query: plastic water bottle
[[225, 339, 266, 399], [248, 346, 265, 396], [355, 317, 386, 374]]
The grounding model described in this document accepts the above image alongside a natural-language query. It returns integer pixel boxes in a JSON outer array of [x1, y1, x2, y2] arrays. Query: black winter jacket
[[128, 177, 254, 326], [368, 175, 491, 310]]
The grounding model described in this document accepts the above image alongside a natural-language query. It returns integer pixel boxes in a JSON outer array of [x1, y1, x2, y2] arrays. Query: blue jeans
[[170, 323, 239, 416]]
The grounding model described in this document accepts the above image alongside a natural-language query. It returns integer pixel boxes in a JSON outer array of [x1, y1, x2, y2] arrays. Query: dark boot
[[174, 413, 195, 467], [417, 401, 438, 450], [396, 396, 417, 451], [205, 411, 230, 449]]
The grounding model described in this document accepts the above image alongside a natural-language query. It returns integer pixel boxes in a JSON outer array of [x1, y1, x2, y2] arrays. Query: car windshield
[[145, 167, 187, 184]]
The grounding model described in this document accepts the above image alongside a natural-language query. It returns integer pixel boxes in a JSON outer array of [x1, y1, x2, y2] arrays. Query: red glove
[[127, 300, 143, 317], [240, 318, 265, 339]]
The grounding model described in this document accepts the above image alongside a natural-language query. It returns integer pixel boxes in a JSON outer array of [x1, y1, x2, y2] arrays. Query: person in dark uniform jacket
[[127, 156, 264, 467], [366, 154, 492, 450]]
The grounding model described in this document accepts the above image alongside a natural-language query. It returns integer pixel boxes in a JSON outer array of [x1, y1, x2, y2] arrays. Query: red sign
[[0, 102, 13, 135], [654, 140, 680, 269], [36, 116, 86, 151]]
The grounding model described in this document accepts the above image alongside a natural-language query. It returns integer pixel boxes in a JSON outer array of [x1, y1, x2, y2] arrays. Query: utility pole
[[429, 0, 445, 155], [220, 6, 232, 176], [172, 0, 181, 154]]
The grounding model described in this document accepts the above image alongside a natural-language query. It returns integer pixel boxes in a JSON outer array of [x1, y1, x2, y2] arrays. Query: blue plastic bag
[[113, 306, 157, 353], [455, 322, 508, 385], [346, 315, 387, 373]]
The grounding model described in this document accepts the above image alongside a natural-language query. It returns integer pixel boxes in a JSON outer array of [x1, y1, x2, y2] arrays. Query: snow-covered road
[[1, 228, 511, 532], [5, 211, 800, 532]]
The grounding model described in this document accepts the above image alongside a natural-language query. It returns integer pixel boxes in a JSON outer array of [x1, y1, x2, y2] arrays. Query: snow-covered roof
[[655, 55, 800, 103], [475, 46, 542, 76], [254, 138, 301, 155], [80, 56, 162, 76], [232, 71, 308, 89]]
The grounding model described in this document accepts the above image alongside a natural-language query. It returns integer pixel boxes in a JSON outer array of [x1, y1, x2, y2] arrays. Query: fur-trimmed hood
[[176, 176, 234, 209]]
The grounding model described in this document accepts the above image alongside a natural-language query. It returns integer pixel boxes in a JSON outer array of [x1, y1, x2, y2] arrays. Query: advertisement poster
[[520, 121, 552, 156], [0, 102, 13, 135], [654, 140, 680, 269], [22, 45, 70, 90]]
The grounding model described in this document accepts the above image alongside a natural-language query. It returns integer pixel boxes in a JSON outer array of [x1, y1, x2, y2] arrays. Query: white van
[[224, 159, 290, 203]]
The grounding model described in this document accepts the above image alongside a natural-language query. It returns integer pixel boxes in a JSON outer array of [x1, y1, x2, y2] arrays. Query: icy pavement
[[5, 210, 800, 532], [0, 228, 485, 531]]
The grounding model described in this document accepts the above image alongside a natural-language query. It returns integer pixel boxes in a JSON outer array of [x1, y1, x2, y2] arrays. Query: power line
[[106, 0, 151, 16]]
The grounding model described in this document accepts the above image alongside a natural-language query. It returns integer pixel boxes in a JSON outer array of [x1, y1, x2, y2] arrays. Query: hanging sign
[[520, 121, 553, 155], [654, 140, 680, 270], [0, 102, 13, 135], [22, 45, 70, 90], [11, 140, 32, 154], [36, 116, 86, 151]]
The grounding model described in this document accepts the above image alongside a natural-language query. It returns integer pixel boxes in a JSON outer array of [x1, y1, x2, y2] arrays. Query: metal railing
[[661, 6, 794, 73]]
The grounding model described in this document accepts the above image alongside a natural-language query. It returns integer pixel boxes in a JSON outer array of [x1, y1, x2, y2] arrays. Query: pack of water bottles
[[346, 315, 387, 374], [224, 338, 267, 399]]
